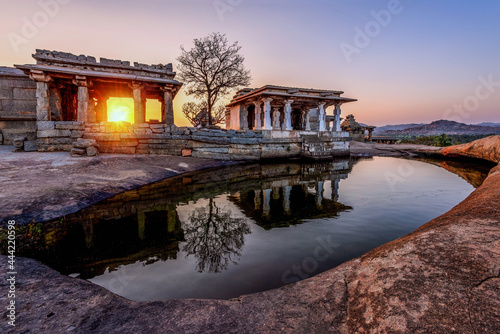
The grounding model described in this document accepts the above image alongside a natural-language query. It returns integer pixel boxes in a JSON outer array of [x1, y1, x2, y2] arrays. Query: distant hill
[[476, 122, 500, 127], [373, 123, 426, 134], [379, 120, 500, 136]]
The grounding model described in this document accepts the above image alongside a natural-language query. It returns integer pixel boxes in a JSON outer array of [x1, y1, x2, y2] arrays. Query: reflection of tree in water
[[182, 198, 251, 273]]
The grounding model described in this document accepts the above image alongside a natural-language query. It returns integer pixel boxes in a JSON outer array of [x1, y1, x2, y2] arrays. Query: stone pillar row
[[249, 99, 335, 132], [30, 70, 176, 125]]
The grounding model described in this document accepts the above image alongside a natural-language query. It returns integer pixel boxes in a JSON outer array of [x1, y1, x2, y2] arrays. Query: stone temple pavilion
[[15, 49, 182, 125], [226, 85, 357, 132], [1, 49, 358, 160]]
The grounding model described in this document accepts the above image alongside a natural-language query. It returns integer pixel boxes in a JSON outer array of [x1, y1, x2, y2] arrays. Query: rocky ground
[[350, 141, 441, 157], [0, 138, 499, 333], [0, 146, 236, 225]]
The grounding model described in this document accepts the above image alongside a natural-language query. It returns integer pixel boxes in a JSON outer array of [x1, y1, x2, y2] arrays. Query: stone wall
[[35, 120, 351, 160], [0, 67, 37, 144]]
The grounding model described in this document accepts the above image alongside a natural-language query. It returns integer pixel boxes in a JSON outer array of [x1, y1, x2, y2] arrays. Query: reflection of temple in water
[[18, 158, 362, 277], [229, 161, 353, 229], [28, 202, 185, 278]]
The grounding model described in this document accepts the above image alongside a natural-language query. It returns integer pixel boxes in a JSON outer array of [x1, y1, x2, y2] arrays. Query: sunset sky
[[1, 0, 499, 126]]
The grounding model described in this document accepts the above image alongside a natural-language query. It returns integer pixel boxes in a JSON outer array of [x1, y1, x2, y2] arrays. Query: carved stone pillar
[[129, 82, 146, 124], [303, 108, 311, 131], [284, 99, 294, 131], [283, 185, 292, 214], [272, 107, 281, 130], [253, 101, 262, 130], [318, 102, 326, 132], [254, 189, 262, 210], [332, 179, 340, 201], [161, 85, 174, 125], [262, 98, 273, 130], [334, 102, 342, 132], [316, 181, 324, 209], [263, 188, 272, 216], [73, 75, 92, 123], [241, 105, 249, 130], [30, 71, 52, 121]]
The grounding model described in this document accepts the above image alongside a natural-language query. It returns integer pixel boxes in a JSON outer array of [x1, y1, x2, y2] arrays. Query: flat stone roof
[[228, 84, 357, 107], [14, 49, 182, 88], [0, 66, 28, 77]]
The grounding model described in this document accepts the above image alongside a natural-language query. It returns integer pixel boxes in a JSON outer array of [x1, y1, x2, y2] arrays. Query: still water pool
[[18, 156, 491, 301]]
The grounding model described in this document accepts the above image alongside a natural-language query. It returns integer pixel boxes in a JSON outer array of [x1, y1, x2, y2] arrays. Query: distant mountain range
[[376, 120, 500, 137], [373, 123, 426, 134], [476, 122, 500, 127]]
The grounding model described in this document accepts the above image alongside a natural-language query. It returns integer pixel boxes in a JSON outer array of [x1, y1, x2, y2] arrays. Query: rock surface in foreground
[[441, 135, 500, 163], [1, 139, 499, 333]]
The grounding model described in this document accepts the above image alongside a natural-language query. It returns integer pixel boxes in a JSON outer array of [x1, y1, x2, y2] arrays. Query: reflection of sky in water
[[87, 157, 476, 301]]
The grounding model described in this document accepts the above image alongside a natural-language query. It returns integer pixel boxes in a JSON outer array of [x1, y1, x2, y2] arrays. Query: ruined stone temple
[[340, 114, 375, 142], [0, 49, 358, 160]]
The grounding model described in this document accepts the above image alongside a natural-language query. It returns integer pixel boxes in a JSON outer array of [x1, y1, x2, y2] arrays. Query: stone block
[[13, 88, 36, 100], [83, 133, 121, 141], [37, 129, 71, 138], [38, 144, 73, 152], [196, 147, 229, 154], [182, 149, 192, 157], [230, 144, 261, 150], [133, 123, 151, 128], [86, 146, 99, 157], [2, 99, 37, 112], [55, 121, 85, 130], [99, 140, 138, 147], [192, 135, 231, 145], [24, 140, 37, 152], [0, 88, 12, 99], [133, 128, 153, 135], [172, 135, 190, 140], [138, 139, 171, 144], [71, 148, 86, 156], [38, 137, 73, 145], [26, 131, 37, 141], [71, 131, 85, 138], [189, 141, 228, 149], [13, 137, 25, 148], [191, 150, 231, 160], [98, 145, 136, 154], [230, 137, 261, 145], [152, 128, 165, 134], [150, 124, 167, 129], [73, 138, 97, 149], [37, 121, 55, 131], [228, 148, 261, 156]]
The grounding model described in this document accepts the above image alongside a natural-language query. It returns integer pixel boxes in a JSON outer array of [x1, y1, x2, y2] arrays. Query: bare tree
[[177, 32, 251, 125], [182, 101, 226, 127], [182, 198, 251, 273]]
